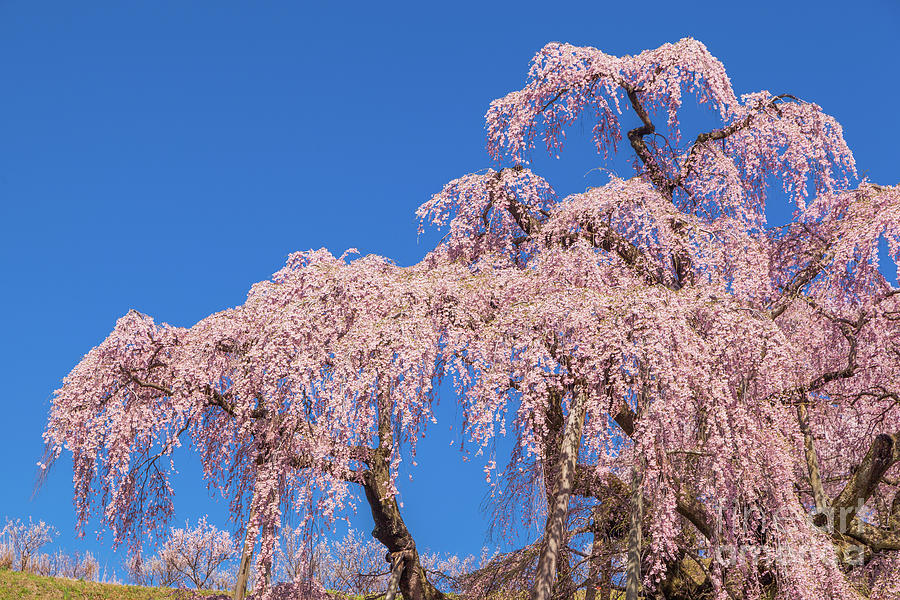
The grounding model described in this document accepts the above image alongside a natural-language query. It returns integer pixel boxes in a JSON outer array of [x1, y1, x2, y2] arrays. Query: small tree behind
[[29, 549, 99, 580], [1, 517, 57, 572], [130, 517, 235, 590], [278, 527, 389, 595], [127, 552, 181, 587], [163, 517, 235, 589], [276, 527, 482, 597]]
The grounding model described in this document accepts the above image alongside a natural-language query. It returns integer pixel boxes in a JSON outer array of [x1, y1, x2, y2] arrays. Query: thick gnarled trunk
[[233, 490, 260, 600], [363, 451, 445, 600], [532, 391, 587, 600], [584, 507, 613, 600], [358, 391, 445, 600], [624, 464, 643, 600], [233, 523, 256, 600]]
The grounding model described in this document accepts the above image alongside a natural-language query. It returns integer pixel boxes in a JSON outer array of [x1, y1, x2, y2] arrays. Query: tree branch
[[847, 518, 900, 551], [500, 177, 663, 286], [796, 401, 829, 514], [769, 249, 827, 319], [831, 432, 900, 525], [678, 93, 799, 189], [576, 406, 716, 541], [621, 83, 674, 196]]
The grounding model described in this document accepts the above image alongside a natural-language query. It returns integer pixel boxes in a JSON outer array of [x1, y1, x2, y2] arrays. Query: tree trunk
[[625, 463, 643, 600], [532, 390, 587, 600], [260, 515, 275, 592], [584, 521, 602, 600], [384, 551, 407, 600], [233, 480, 279, 600], [797, 402, 828, 515], [362, 451, 445, 600], [585, 506, 614, 600], [233, 509, 257, 600], [891, 490, 900, 531], [599, 556, 613, 600], [542, 390, 576, 598]]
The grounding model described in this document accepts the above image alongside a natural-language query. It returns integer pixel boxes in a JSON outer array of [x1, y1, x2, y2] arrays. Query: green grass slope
[[0, 569, 224, 600]]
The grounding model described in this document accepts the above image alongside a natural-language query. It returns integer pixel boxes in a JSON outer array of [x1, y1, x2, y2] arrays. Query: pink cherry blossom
[[45, 37, 900, 600]]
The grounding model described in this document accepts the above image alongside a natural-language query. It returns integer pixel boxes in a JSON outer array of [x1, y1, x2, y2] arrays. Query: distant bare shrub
[[69, 551, 99, 580], [26, 548, 100, 580], [208, 568, 236, 591], [420, 548, 485, 594], [26, 551, 56, 577], [276, 527, 389, 594], [127, 551, 182, 587], [0, 544, 12, 570], [274, 527, 483, 596], [98, 562, 121, 584]]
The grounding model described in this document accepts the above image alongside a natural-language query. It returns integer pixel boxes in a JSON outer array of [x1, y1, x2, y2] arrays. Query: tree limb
[[831, 432, 900, 525], [621, 83, 674, 196], [796, 401, 829, 514]]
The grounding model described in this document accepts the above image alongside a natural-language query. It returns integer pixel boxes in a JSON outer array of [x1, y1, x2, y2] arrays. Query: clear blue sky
[[1, 0, 898, 579]]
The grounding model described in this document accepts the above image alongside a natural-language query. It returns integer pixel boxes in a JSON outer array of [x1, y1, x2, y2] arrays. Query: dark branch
[[831, 432, 900, 525], [678, 93, 799, 189], [621, 83, 675, 196]]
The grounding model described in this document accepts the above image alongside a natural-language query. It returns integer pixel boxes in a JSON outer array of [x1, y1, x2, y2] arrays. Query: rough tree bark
[[833, 433, 900, 526], [584, 506, 614, 600], [384, 550, 407, 600], [541, 390, 577, 597], [891, 491, 900, 531], [233, 526, 255, 600], [362, 392, 445, 600], [625, 464, 643, 600], [233, 490, 259, 600], [363, 454, 444, 600], [797, 402, 829, 514], [531, 390, 587, 600]]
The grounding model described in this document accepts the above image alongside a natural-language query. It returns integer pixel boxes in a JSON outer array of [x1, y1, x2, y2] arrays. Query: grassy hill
[[0, 569, 631, 600], [0, 569, 225, 600]]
